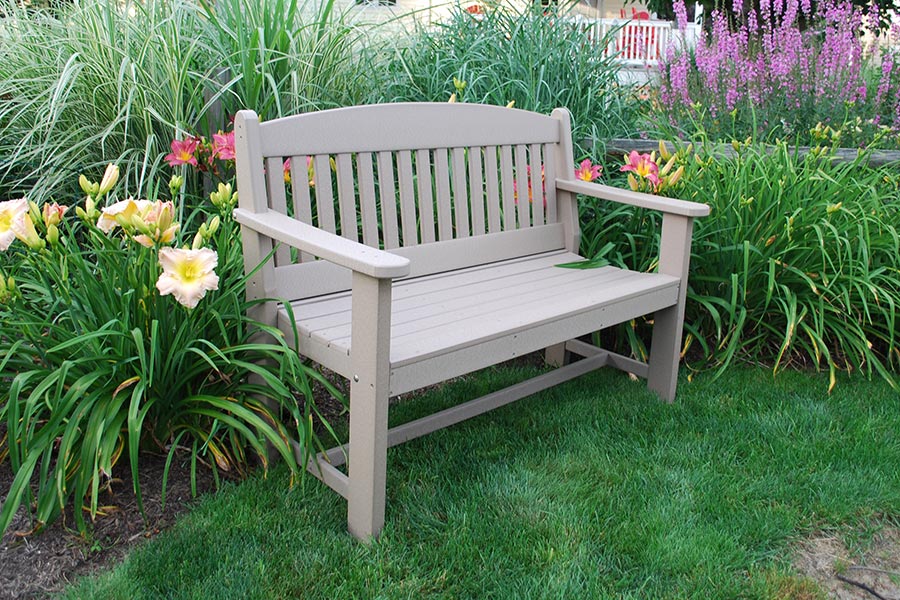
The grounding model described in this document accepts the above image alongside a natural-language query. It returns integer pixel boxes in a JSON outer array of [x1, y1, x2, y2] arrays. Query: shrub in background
[[580, 142, 900, 389], [375, 2, 641, 142], [0, 0, 368, 204], [0, 157, 337, 536]]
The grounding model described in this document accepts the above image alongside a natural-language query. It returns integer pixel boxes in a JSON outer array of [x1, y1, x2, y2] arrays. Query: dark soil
[[0, 451, 217, 599]]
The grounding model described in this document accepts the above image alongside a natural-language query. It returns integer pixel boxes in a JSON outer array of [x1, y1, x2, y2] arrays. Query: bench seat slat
[[279, 251, 679, 372]]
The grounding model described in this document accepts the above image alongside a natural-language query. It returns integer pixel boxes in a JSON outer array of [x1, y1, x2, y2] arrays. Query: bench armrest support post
[[347, 272, 393, 541]]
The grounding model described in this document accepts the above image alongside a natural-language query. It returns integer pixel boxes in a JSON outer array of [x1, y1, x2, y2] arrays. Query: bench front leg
[[347, 272, 393, 542], [648, 213, 695, 402]]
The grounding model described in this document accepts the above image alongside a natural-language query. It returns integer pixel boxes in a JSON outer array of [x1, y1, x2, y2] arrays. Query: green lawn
[[63, 364, 900, 599]]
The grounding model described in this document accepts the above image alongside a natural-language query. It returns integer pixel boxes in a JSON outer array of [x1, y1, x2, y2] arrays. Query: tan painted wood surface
[[233, 103, 709, 543]]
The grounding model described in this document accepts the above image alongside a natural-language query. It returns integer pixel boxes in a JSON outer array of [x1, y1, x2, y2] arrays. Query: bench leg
[[647, 305, 683, 403], [347, 273, 393, 542], [544, 342, 568, 367], [347, 373, 389, 541]]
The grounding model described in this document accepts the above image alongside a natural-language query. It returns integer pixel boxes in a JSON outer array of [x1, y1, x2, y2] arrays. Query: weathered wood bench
[[233, 102, 709, 541]]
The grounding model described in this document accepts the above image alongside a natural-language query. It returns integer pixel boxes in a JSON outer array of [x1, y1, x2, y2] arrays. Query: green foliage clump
[[583, 142, 900, 389], [0, 164, 337, 536], [374, 2, 642, 142], [0, 0, 369, 202]]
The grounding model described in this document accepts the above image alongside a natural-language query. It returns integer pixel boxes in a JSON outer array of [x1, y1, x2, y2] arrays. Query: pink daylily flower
[[574, 159, 603, 182], [620, 151, 661, 187], [211, 131, 235, 161], [42, 202, 69, 228], [164, 138, 200, 167]]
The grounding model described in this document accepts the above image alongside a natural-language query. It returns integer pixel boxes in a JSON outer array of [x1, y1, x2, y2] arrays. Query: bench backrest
[[234, 103, 580, 300]]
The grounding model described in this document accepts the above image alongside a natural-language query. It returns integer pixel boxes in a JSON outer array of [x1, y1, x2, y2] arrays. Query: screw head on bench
[[353, 375, 359, 382]]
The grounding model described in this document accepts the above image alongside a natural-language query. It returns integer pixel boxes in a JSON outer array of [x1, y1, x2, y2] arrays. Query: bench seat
[[282, 250, 679, 395]]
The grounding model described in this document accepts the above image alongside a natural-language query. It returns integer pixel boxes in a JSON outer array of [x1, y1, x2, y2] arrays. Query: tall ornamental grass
[[657, 0, 900, 146], [581, 142, 900, 389], [0, 161, 339, 536], [0, 0, 368, 203], [375, 2, 641, 142]]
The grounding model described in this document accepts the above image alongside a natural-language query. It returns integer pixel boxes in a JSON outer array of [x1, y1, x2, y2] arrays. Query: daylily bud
[[28, 200, 41, 225], [131, 214, 149, 233], [7, 276, 15, 293], [448, 93, 457, 103], [731, 139, 741, 152], [169, 175, 184, 196], [75, 206, 88, 221], [46, 224, 60, 246], [207, 216, 220, 235], [658, 140, 671, 162], [192, 231, 204, 250], [453, 76, 466, 92], [627, 173, 639, 191], [660, 155, 677, 176], [98, 164, 120, 196], [79, 174, 94, 195], [14, 214, 45, 251], [667, 165, 685, 186], [506, 100, 515, 108]]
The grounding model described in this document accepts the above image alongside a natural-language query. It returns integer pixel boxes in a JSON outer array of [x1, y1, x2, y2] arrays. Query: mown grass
[[62, 363, 900, 599]]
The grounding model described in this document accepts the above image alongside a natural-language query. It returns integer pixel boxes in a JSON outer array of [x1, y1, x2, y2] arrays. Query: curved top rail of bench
[[236, 103, 564, 157]]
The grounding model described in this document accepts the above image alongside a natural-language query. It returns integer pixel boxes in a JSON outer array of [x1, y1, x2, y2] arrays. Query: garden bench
[[232, 102, 709, 541]]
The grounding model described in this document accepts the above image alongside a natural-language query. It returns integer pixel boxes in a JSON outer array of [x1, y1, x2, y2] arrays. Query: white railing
[[570, 17, 701, 67]]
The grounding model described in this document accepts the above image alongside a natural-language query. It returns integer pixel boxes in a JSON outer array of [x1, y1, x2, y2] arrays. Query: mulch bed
[[0, 450, 217, 599]]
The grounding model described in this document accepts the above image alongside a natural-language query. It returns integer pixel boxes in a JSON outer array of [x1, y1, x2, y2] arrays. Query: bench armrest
[[233, 208, 411, 279], [556, 179, 710, 218]]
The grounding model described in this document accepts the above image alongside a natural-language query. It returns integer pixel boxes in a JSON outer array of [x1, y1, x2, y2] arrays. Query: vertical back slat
[[484, 146, 501, 233], [397, 150, 418, 246], [467, 146, 486, 236], [499, 145, 516, 231], [433, 148, 453, 240], [451, 147, 470, 238], [543, 143, 558, 223], [377, 151, 400, 249], [514, 144, 530, 229], [529, 143, 544, 227], [314, 154, 336, 234], [357, 152, 379, 247], [265, 156, 291, 266], [335, 153, 358, 241], [415, 149, 436, 244], [290, 156, 313, 225], [290, 155, 314, 262]]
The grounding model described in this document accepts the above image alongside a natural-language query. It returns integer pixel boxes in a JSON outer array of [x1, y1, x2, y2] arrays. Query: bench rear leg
[[544, 342, 568, 367], [347, 273, 393, 542]]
